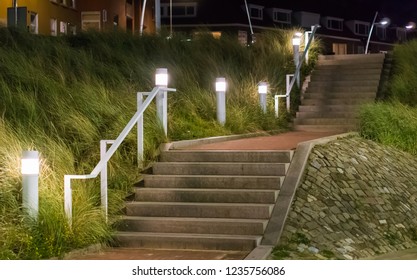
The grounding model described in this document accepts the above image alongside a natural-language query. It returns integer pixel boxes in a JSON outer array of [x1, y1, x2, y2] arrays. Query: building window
[[272, 9, 291, 24], [161, 2, 197, 18], [397, 28, 407, 41], [376, 26, 387, 40], [60, 21, 67, 34], [29, 12, 38, 34], [354, 22, 369, 36], [327, 18, 343, 31], [81, 11, 101, 31], [249, 5, 263, 20], [332, 43, 347, 55], [50, 18, 57, 36]]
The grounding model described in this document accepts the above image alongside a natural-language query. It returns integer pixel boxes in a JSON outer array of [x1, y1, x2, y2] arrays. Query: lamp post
[[215, 77, 227, 125], [292, 33, 302, 88], [21, 150, 39, 219], [365, 12, 390, 54], [258, 82, 268, 113], [155, 68, 168, 136]]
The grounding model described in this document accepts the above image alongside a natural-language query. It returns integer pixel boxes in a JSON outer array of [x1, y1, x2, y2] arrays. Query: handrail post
[[100, 140, 114, 222], [286, 74, 294, 111], [137, 92, 144, 166], [64, 175, 72, 224]]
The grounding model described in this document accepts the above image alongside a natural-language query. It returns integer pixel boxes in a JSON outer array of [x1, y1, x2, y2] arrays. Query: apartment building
[[0, 0, 155, 35], [159, 0, 417, 54], [0, 0, 79, 35]]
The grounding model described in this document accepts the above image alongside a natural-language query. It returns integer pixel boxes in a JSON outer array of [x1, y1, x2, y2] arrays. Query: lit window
[[60, 21, 67, 34], [161, 2, 197, 18], [272, 8, 291, 24], [81, 11, 101, 31], [29, 12, 38, 34], [50, 18, 57, 36]]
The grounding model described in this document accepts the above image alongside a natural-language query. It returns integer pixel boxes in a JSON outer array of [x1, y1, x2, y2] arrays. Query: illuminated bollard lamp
[[258, 82, 268, 113], [215, 77, 227, 125], [21, 150, 40, 219], [155, 68, 169, 136]]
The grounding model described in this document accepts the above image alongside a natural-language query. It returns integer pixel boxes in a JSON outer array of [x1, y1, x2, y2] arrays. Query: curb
[[245, 132, 356, 260]]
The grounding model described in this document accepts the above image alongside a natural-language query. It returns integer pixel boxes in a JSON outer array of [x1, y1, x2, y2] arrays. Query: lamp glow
[[292, 33, 302, 46], [215, 77, 227, 92], [155, 68, 168, 86], [406, 22, 416, 30], [21, 151, 40, 175], [258, 82, 268, 94]]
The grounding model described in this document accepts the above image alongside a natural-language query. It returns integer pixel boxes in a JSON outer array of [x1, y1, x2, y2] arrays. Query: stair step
[[152, 162, 289, 176], [301, 98, 374, 106], [294, 118, 358, 125], [294, 124, 358, 132], [304, 92, 376, 99], [308, 80, 380, 87], [296, 111, 357, 119], [313, 68, 382, 75], [134, 188, 279, 203], [113, 232, 262, 251], [318, 53, 385, 61], [311, 73, 381, 81], [144, 174, 283, 189], [118, 216, 267, 235], [125, 202, 274, 219], [298, 105, 361, 112], [306, 85, 378, 92], [160, 150, 293, 163]]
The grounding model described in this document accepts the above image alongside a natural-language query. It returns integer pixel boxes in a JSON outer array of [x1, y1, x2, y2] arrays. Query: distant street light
[[365, 12, 390, 54], [406, 22, 416, 30], [215, 77, 227, 125]]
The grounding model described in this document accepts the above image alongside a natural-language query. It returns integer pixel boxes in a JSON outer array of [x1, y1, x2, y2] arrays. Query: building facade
[[0, 0, 155, 35], [159, 0, 417, 54], [0, 0, 79, 35]]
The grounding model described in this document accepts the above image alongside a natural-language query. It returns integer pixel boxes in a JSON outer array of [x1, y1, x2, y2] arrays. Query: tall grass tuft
[[0, 27, 317, 259]]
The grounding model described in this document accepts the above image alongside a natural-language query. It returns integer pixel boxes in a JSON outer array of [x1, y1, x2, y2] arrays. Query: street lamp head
[[258, 82, 268, 94], [155, 68, 168, 87], [378, 17, 390, 27], [215, 77, 227, 92], [406, 22, 416, 30]]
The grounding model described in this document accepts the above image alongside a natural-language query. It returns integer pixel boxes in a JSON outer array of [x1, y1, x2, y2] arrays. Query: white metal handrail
[[285, 24, 320, 110], [64, 86, 176, 223]]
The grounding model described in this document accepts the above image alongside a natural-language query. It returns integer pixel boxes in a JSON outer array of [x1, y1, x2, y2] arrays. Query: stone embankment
[[276, 135, 417, 260]]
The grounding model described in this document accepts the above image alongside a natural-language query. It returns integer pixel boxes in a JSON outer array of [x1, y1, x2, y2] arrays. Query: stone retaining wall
[[276, 136, 417, 259]]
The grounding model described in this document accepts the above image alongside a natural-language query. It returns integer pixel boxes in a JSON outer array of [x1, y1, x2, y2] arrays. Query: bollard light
[[215, 77, 227, 92], [292, 33, 302, 88], [21, 151, 39, 219], [155, 68, 168, 87], [215, 77, 227, 125], [155, 68, 169, 135], [258, 82, 268, 113], [292, 32, 302, 46]]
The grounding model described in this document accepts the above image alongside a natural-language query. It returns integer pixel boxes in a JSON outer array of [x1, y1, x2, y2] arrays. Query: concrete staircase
[[113, 150, 293, 252], [294, 53, 386, 132]]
